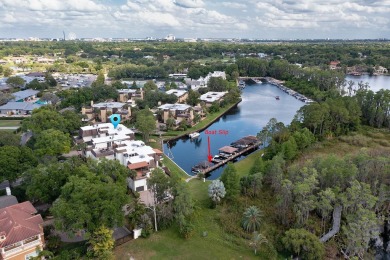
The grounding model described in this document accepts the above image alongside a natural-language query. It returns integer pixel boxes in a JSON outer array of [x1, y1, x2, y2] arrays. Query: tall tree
[[186, 89, 200, 106], [341, 207, 380, 259], [34, 129, 71, 157], [51, 160, 129, 234], [173, 182, 194, 237], [220, 163, 240, 200], [6, 76, 25, 89], [0, 146, 37, 182], [249, 232, 268, 255], [242, 206, 263, 233], [208, 180, 226, 206], [87, 225, 114, 260], [135, 108, 156, 143], [143, 80, 158, 91], [147, 168, 174, 204], [282, 228, 325, 260]]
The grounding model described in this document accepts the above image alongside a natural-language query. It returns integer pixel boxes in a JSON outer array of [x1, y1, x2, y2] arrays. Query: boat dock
[[192, 136, 261, 175], [266, 77, 314, 103]]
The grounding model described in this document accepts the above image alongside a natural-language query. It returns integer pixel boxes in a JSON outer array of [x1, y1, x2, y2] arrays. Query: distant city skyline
[[1, 0, 389, 40]]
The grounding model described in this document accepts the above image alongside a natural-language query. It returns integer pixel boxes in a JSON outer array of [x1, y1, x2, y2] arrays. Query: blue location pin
[[110, 114, 121, 129]]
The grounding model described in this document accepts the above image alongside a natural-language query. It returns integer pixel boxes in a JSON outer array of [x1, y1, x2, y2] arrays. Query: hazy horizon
[[1, 0, 389, 40]]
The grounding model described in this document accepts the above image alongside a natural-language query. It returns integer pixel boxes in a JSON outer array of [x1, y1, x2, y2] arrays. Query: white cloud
[[174, 0, 205, 8], [0, 0, 389, 38], [220, 2, 247, 9]]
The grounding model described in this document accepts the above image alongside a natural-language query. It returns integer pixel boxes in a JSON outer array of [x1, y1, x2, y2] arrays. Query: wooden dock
[[198, 141, 262, 175]]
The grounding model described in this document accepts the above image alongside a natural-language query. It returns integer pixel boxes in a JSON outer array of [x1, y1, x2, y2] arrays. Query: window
[[25, 251, 38, 260]]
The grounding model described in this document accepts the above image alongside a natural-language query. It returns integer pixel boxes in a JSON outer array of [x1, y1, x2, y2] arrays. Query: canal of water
[[164, 75, 390, 180], [163, 82, 305, 179]]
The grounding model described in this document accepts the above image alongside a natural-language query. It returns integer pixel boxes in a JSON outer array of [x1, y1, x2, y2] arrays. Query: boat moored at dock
[[191, 136, 261, 175], [188, 132, 200, 139]]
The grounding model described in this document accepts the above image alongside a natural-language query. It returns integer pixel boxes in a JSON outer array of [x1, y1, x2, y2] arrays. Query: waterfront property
[[200, 91, 227, 106], [0, 201, 44, 260], [157, 103, 194, 126], [75, 123, 162, 192]]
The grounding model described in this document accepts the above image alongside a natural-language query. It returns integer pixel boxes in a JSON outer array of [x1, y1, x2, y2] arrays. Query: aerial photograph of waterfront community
[[0, 0, 390, 259]]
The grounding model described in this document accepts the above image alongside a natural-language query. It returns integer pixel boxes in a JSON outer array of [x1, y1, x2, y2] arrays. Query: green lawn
[[0, 120, 21, 127], [114, 179, 259, 260], [114, 150, 276, 260], [161, 155, 189, 180]]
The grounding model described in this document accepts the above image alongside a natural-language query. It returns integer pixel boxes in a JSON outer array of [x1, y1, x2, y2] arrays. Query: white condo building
[[76, 123, 163, 192]]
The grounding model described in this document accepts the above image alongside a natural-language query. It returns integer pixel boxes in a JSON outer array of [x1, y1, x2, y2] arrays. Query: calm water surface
[[164, 83, 305, 179], [345, 75, 390, 92]]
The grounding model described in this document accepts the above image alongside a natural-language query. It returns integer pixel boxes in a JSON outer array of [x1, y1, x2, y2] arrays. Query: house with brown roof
[[0, 201, 44, 260], [329, 61, 341, 70]]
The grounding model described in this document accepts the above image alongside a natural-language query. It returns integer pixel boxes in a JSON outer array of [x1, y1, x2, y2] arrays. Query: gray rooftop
[[92, 102, 126, 109], [0, 195, 18, 209], [158, 103, 191, 111], [0, 102, 43, 111], [11, 89, 39, 101]]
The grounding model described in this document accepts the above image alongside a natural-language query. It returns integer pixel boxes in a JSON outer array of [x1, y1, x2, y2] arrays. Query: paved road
[[20, 131, 33, 145]]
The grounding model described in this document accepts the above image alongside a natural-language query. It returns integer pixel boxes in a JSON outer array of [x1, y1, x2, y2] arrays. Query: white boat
[[188, 132, 200, 139]]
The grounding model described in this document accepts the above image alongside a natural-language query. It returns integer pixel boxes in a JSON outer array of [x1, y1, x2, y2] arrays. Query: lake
[[163, 82, 305, 179], [345, 75, 390, 92]]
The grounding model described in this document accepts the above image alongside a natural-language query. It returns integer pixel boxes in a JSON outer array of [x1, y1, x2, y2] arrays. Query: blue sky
[[0, 0, 389, 39]]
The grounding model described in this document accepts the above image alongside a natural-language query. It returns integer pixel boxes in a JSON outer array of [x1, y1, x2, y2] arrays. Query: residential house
[[184, 79, 206, 91], [11, 90, 39, 102], [115, 140, 163, 192], [82, 101, 131, 123], [76, 123, 162, 192], [204, 71, 227, 83], [329, 61, 341, 70], [0, 201, 44, 260], [165, 89, 188, 103], [76, 123, 135, 144], [117, 89, 144, 107], [374, 66, 388, 75], [200, 91, 227, 106], [157, 103, 194, 125], [0, 102, 42, 115]]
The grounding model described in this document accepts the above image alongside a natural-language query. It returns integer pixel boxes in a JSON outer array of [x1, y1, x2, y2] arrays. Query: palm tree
[[249, 231, 268, 255], [242, 206, 262, 232]]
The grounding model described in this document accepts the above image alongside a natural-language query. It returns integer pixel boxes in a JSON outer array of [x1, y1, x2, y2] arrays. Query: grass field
[[114, 150, 270, 260], [0, 120, 21, 127], [114, 178, 260, 260]]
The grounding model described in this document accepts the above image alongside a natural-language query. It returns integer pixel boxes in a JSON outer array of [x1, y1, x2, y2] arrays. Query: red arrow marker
[[207, 136, 212, 162]]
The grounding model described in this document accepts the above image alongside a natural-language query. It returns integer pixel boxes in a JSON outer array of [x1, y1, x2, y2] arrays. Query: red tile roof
[[0, 201, 43, 248], [128, 161, 149, 170], [152, 149, 163, 155]]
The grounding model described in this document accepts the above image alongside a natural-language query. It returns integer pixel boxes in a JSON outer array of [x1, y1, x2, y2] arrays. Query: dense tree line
[[57, 84, 119, 110], [108, 64, 168, 79]]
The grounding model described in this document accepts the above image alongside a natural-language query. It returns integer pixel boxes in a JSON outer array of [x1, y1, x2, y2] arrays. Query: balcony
[[2, 238, 41, 258]]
